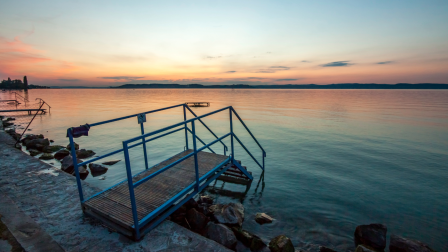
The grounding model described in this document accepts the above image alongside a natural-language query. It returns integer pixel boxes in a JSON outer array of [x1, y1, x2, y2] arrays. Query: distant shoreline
[[48, 83, 448, 89]]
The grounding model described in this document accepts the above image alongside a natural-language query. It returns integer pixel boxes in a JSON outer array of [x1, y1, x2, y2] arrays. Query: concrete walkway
[[0, 130, 231, 252]]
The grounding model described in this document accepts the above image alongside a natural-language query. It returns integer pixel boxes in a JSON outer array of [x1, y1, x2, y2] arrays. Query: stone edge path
[[0, 130, 232, 252]]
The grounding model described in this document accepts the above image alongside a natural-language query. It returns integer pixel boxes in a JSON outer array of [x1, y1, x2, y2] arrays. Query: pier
[[0, 108, 47, 115], [67, 103, 266, 240]]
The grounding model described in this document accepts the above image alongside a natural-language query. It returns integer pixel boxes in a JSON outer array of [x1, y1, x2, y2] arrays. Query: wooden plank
[[83, 150, 230, 230]]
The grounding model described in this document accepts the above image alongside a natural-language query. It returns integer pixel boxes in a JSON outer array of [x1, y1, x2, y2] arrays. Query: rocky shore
[[1, 115, 440, 252]]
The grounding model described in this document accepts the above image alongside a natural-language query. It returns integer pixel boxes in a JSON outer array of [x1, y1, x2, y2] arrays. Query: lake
[[1, 89, 447, 251]]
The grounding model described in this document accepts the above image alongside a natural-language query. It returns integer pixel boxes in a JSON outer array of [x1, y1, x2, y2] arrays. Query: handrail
[[231, 107, 266, 156], [124, 106, 231, 144], [186, 127, 215, 153], [90, 103, 185, 127], [233, 133, 263, 170], [132, 133, 231, 188], [12, 92, 29, 103], [184, 105, 228, 151], [67, 104, 266, 238], [35, 98, 51, 113]]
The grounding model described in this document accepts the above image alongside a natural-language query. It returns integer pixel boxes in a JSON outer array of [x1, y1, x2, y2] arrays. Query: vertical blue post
[[263, 151, 265, 170], [68, 129, 84, 203], [140, 123, 149, 170], [123, 142, 140, 239], [191, 120, 200, 191], [183, 105, 189, 150], [229, 108, 234, 159]]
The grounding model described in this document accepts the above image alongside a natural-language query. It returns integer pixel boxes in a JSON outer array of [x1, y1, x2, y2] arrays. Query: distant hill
[[113, 83, 448, 89]]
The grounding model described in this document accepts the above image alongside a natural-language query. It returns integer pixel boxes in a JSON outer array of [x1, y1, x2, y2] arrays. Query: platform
[[0, 109, 46, 114], [83, 150, 231, 236]]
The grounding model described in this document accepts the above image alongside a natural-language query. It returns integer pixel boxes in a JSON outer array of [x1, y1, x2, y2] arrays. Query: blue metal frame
[[66, 104, 266, 240]]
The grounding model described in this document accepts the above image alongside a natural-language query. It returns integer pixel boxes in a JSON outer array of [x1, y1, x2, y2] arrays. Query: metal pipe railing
[[184, 104, 228, 152], [67, 104, 266, 239]]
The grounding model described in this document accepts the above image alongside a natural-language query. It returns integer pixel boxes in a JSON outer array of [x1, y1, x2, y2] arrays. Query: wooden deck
[[82, 150, 230, 233]]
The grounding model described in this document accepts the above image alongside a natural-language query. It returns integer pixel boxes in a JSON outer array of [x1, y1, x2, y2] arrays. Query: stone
[[76, 149, 95, 158], [255, 213, 274, 225], [186, 208, 208, 232], [88, 163, 108, 177], [21, 134, 37, 145], [102, 160, 121, 165], [209, 203, 244, 227], [50, 139, 54, 143], [26, 138, 50, 150], [35, 144, 45, 151], [355, 245, 377, 252], [2, 121, 14, 127], [389, 234, 435, 252], [5, 117, 15, 121], [28, 149, 41, 156], [54, 149, 70, 160], [354, 224, 387, 251], [43, 145, 65, 153], [184, 198, 198, 210], [198, 203, 212, 216], [232, 227, 266, 251], [78, 166, 89, 180], [39, 153, 54, 160], [320, 246, 337, 252], [199, 195, 214, 204], [268, 235, 294, 252], [66, 142, 79, 150], [37, 134, 44, 139], [61, 156, 85, 174], [205, 222, 237, 249]]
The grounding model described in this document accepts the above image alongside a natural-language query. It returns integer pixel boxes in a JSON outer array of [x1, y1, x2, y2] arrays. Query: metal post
[[191, 120, 200, 191], [140, 123, 149, 170], [263, 151, 265, 170], [68, 129, 84, 203], [123, 142, 140, 239], [230, 108, 234, 159], [183, 105, 189, 149]]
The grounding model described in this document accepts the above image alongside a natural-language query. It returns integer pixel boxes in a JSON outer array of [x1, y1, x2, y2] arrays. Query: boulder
[[232, 227, 266, 251], [198, 203, 212, 216], [78, 166, 89, 180], [26, 138, 50, 150], [37, 134, 44, 139], [54, 149, 70, 160], [28, 149, 40, 156], [320, 246, 337, 252], [354, 224, 387, 251], [43, 145, 65, 153], [389, 235, 435, 252], [268, 235, 294, 252], [205, 222, 237, 249], [88, 163, 108, 177], [184, 198, 198, 210], [76, 149, 95, 158], [61, 156, 85, 174], [355, 245, 377, 252], [5, 117, 15, 121], [209, 203, 245, 227], [255, 213, 274, 225], [39, 153, 54, 160], [199, 195, 214, 204], [102, 160, 121, 165], [35, 144, 46, 151], [66, 142, 79, 150], [186, 208, 208, 232], [21, 134, 37, 145], [3, 121, 14, 127]]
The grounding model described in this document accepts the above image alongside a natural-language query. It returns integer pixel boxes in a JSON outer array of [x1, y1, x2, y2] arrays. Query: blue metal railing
[[67, 104, 266, 239]]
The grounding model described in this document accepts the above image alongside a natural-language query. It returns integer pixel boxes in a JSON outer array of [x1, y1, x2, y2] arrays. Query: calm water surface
[[1, 89, 447, 251]]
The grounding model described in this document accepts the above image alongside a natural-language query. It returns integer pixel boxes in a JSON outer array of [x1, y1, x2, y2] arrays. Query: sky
[[1, 0, 447, 87]]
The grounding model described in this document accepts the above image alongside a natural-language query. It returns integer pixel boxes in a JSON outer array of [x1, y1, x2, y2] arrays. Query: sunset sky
[[1, 0, 447, 86]]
